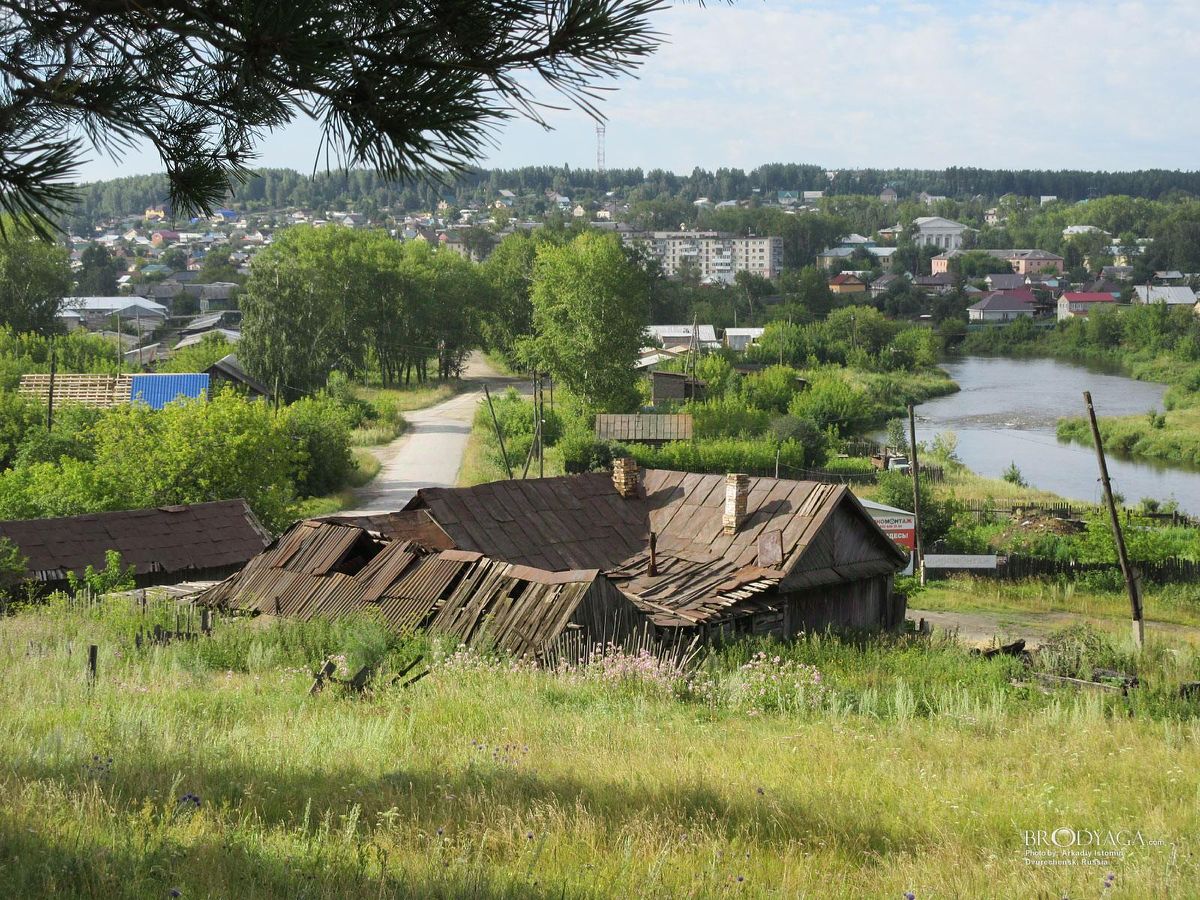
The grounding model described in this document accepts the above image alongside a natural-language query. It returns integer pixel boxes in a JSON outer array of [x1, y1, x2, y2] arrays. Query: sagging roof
[[595, 414, 693, 443], [199, 520, 632, 655], [402, 470, 907, 626], [0, 500, 271, 583]]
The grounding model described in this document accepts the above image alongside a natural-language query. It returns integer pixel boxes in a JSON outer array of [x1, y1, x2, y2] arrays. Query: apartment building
[[625, 231, 784, 281]]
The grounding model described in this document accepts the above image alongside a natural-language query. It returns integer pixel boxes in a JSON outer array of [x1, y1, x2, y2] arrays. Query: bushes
[[686, 394, 771, 438], [620, 436, 819, 475], [281, 396, 355, 496]]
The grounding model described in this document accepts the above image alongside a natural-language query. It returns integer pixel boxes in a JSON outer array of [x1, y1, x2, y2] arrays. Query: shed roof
[[0, 499, 270, 583], [595, 414, 693, 443], [129, 373, 210, 409]]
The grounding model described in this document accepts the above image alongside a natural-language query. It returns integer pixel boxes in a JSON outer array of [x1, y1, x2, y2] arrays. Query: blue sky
[[77, 0, 1200, 182]]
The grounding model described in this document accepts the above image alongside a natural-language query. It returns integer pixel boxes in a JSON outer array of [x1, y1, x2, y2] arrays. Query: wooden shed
[[650, 371, 706, 405], [595, 414, 693, 445]]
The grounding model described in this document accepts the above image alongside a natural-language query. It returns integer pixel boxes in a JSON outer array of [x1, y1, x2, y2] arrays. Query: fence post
[[87, 645, 98, 684]]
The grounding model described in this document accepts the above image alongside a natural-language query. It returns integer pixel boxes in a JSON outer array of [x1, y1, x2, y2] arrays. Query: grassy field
[[916, 576, 1200, 632], [2, 599, 1199, 898]]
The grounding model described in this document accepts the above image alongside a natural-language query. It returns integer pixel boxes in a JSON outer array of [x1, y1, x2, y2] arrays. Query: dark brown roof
[[403, 470, 907, 625], [0, 500, 271, 582], [325, 509, 455, 549], [595, 414, 693, 442], [199, 520, 626, 655]]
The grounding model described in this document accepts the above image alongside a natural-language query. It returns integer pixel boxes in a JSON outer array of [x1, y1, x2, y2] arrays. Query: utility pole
[[483, 384, 514, 479], [908, 404, 925, 586], [1084, 390, 1144, 648], [46, 335, 56, 432]]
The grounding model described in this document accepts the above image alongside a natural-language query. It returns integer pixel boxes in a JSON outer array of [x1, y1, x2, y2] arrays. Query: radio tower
[[596, 123, 606, 173]]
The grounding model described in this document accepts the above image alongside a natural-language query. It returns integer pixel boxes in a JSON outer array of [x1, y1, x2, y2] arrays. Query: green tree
[[239, 226, 374, 398], [521, 231, 648, 410], [75, 243, 118, 296], [3, 0, 666, 225], [198, 245, 242, 284], [0, 227, 71, 332]]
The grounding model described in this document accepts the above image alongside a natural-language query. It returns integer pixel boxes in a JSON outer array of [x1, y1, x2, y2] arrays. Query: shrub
[[558, 426, 614, 474], [687, 395, 771, 439], [280, 395, 355, 496]]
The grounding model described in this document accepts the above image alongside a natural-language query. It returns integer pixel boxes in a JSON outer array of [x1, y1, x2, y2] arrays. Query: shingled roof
[[403, 470, 906, 626], [0, 500, 271, 585]]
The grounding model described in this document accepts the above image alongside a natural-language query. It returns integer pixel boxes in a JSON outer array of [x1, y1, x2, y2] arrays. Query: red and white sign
[[869, 513, 916, 551]]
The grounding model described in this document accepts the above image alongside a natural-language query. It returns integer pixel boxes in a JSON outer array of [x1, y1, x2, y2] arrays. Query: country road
[[334, 354, 528, 516]]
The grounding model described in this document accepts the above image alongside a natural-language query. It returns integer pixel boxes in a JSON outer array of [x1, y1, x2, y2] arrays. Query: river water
[[911, 356, 1200, 515]]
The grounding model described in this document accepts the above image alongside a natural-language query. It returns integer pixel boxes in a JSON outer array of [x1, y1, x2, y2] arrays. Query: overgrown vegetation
[[1, 597, 1198, 898]]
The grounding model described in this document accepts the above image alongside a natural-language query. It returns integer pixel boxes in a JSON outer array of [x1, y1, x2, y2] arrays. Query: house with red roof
[[829, 272, 867, 294], [1057, 292, 1119, 321]]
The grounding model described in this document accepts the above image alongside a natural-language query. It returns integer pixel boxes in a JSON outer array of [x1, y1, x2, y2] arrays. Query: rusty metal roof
[[0, 500, 271, 583], [403, 470, 906, 628], [198, 522, 609, 654]]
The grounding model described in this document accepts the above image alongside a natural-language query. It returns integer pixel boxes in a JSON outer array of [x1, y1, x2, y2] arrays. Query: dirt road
[[335, 355, 526, 516]]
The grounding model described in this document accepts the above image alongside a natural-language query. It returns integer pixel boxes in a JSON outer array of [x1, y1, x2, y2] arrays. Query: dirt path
[[334, 354, 527, 516], [908, 607, 1200, 648]]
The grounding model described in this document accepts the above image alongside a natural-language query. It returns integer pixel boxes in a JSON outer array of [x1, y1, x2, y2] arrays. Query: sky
[[76, 0, 1200, 183]]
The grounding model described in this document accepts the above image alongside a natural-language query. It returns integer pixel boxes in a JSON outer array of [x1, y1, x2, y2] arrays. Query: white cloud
[[77, 0, 1200, 179]]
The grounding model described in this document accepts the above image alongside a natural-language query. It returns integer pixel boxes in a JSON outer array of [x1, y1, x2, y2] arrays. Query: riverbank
[[957, 308, 1200, 471]]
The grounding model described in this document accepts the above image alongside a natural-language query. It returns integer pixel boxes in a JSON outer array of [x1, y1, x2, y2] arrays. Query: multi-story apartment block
[[624, 231, 784, 281]]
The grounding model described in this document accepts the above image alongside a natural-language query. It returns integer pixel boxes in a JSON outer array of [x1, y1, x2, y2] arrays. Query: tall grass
[[2, 600, 1199, 897]]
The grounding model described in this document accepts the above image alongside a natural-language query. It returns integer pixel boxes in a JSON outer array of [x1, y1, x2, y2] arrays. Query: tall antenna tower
[[596, 123, 606, 173]]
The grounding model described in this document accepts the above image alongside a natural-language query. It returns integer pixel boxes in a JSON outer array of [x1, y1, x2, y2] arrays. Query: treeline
[[67, 163, 1200, 228]]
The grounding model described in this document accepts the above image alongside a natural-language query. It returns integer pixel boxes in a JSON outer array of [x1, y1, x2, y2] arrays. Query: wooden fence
[[956, 498, 1199, 528], [936, 554, 1200, 584]]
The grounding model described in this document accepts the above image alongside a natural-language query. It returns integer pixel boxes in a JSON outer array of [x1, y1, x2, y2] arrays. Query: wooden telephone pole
[[908, 404, 925, 585], [1083, 391, 1144, 648]]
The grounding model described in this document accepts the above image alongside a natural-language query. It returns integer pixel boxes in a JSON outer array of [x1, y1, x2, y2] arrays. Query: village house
[[60, 296, 167, 332], [201, 466, 908, 649], [1057, 292, 1120, 321], [645, 324, 718, 350], [829, 273, 867, 295], [967, 289, 1041, 323], [724, 327, 766, 352], [879, 187, 898, 204], [1134, 285, 1198, 306], [0, 500, 270, 592]]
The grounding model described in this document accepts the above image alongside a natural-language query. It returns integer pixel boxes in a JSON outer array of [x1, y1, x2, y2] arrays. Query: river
[[911, 356, 1200, 515]]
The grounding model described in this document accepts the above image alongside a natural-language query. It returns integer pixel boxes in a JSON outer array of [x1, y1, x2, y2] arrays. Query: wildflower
[[755, 787, 765, 795], [904, 892, 916, 900], [436, 827, 445, 836], [736, 875, 745, 883], [169, 890, 182, 898], [526, 831, 535, 840]]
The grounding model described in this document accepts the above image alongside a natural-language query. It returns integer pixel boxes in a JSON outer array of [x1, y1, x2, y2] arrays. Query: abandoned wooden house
[[0, 500, 272, 591], [201, 463, 907, 651], [397, 462, 908, 637], [198, 520, 647, 655]]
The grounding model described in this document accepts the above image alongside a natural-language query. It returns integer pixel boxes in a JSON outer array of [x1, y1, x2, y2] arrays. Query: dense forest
[[65, 163, 1200, 231]]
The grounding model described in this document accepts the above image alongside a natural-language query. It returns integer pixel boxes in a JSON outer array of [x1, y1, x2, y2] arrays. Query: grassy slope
[[917, 577, 1200, 632], [2, 608, 1199, 898]]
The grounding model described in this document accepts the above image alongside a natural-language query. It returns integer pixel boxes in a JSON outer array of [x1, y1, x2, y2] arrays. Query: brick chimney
[[613, 456, 640, 498], [723, 473, 749, 535]]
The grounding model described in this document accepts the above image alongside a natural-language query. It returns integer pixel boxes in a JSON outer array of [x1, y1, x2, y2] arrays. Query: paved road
[[335, 355, 526, 516]]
